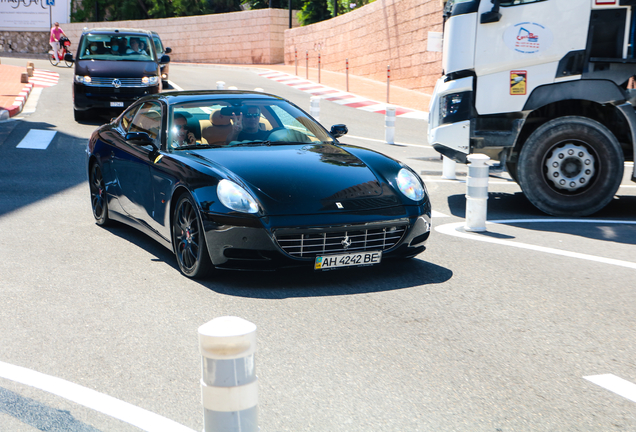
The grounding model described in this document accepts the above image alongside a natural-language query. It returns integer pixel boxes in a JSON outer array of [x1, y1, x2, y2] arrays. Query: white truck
[[428, 0, 636, 216]]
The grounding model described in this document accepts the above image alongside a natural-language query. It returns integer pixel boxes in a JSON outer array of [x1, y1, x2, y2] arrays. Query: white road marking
[[585, 374, 636, 403], [431, 210, 450, 218], [435, 219, 636, 270], [16, 129, 57, 150], [0, 360, 196, 432]]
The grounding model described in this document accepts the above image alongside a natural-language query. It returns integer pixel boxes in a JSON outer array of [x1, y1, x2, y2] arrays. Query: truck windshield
[[444, 0, 480, 17]]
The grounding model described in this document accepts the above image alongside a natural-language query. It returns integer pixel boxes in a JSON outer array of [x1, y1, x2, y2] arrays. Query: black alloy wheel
[[90, 163, 110, 226], [517, 116, 624, 216], [173, 194, 212, 278]]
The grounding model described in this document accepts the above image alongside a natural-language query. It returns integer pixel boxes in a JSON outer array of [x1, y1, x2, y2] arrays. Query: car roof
[[141, 90, 287, 105], [82, 28, 153, 37]]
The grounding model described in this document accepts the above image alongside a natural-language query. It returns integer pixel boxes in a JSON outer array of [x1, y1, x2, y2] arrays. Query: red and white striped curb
[[5, 82, 34, 117], [30, 69, 60, 88], [258, 70, 428, 120]]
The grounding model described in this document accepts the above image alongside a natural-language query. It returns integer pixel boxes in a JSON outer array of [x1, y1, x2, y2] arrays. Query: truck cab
[[428, 0, 636, 216]]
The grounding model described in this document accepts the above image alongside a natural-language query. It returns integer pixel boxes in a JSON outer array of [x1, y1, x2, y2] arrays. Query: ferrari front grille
[[275, 225, 407, 258]]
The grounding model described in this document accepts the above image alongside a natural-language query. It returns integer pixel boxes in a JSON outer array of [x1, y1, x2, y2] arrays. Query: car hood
[[75, 60, 158, 77], [190, 143, 402, 214]]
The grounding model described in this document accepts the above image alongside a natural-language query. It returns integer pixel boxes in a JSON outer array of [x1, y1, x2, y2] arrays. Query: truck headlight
[[440, 91, 472, 125]]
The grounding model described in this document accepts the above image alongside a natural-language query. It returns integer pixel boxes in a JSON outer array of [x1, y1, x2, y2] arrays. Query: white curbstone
[[441, 156, 457, 179], [199, 317, 258, 432], [464, 154, 490, 232], [310, 96, 320, 122], [385, 106, 396, 145]]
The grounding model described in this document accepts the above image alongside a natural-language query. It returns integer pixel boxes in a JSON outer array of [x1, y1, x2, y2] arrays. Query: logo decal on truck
[[504, 22, 553, 54], [510, 71, 527, 95]]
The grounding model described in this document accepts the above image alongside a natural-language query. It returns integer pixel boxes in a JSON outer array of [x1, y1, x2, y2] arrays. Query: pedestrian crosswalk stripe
[[16, 129, 57, 150]]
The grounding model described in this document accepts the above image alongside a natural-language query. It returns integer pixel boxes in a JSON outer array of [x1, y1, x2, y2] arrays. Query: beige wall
[[63, 8, 298, 64], [284, 0, 443, 95]]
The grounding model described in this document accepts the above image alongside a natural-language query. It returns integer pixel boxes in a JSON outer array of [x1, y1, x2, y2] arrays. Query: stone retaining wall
[[0, 31, 49, 55], [284, 0, 443, 96], [61, 9, 297, 64]]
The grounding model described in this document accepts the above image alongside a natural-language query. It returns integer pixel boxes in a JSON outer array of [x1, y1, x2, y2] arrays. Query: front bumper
[[428, 76, 473, 162], [202, 204, 432, 270]]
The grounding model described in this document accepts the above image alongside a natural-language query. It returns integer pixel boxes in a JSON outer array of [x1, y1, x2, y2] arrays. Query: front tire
[[172, 194, 213, 278], [517, 116, 624, 216], [89, 163, 110, 226]]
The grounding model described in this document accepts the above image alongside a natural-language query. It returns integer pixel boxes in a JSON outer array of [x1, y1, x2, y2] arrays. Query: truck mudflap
[[428, 75, 473, 162]]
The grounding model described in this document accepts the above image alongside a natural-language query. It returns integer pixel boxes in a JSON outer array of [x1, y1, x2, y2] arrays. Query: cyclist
[[49, 22, 67, 63]]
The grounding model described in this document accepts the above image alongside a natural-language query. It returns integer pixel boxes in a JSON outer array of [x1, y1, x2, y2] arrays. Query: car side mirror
[[480, 0, 501, 24], [64, 52, 74, 63], [126, 132, 155, 146], [160, 54, 170, 64], [330, 124, 348, 138], [165, 47, 172, 54]]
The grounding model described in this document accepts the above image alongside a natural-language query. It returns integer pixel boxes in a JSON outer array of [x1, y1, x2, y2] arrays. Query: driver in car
[[226, 106, 269, 143], [171, 113, 196, 148]]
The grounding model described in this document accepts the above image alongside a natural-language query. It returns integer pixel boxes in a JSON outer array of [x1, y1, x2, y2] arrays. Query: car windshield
[[78, 34, 155, 61], [168, 98, 334, 150]]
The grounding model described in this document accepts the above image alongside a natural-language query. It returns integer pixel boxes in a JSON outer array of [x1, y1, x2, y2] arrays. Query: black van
[[67, 28, 170, 121]]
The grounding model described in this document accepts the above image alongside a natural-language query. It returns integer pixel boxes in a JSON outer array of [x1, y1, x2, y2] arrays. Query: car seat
[[201, 109, 233, 145]]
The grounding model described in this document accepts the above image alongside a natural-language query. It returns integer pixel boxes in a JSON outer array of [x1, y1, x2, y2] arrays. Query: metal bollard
[[441, 156, 457, 180], [199, 316, 258, 432], [216, 81, 225, 90], [385, 106, 395, 145], [345, 58, 349, 92], [310, 96, 320, 122], [464, 154, 490, 232]]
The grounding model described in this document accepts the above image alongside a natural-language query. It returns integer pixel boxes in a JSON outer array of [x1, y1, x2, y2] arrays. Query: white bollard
[[441, 156, 457, 180], [228, 86, 238, 90], [199, 317, 258, 432], [253, 88, 264, 92], [464, 154, 490, 232], [216, 81, 225, 90], [310, 96, 320, 122], [385, 106, 396, 145]]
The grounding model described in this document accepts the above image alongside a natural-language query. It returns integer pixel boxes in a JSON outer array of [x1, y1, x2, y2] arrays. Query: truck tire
[[517, 116, 624, 216]]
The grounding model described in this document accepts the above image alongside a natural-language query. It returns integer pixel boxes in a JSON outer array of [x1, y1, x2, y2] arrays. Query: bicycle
[[49, 37, 73, 68]]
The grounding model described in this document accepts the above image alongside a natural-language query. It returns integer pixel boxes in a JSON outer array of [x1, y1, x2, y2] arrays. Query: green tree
[[297, 0, 330, 25]]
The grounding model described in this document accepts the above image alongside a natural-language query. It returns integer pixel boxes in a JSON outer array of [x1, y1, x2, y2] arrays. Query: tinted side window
[[129, 102, 163, 145], [120, 105, 139, 132]]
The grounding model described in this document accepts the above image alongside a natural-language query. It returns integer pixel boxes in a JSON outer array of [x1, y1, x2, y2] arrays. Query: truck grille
[[86, 77, 146, 87], [275, 225, 407, 258]]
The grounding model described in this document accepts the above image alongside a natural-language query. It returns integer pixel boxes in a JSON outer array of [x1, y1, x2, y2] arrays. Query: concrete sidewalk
[[0, 61, 35, 120], [207, 63, 432, 113]]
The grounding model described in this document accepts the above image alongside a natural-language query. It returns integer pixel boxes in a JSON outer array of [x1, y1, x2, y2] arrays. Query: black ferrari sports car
[[88, 90, 431, 278]]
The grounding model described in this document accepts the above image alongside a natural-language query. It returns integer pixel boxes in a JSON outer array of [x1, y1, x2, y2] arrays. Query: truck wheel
[[517, 116, 624, 216]]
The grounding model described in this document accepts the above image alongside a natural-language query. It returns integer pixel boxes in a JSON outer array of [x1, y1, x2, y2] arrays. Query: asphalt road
[[1, 57, 636, 432]]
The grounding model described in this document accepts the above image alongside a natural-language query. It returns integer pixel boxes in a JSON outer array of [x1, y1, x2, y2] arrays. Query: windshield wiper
[[176, 144, 218, 150], [228, 141, 271, 147]]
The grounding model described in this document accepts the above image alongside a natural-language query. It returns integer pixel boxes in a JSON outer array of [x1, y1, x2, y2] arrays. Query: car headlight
[[75, 75, 91, 84], [142, 76, 159, 85], [396, 168, 424, 201], [217, 179, 259, 214]]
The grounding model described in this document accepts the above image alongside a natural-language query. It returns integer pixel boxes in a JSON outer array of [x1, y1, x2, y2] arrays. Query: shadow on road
[[446, 192, 636, 246], [101, 221, 453, 298]]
